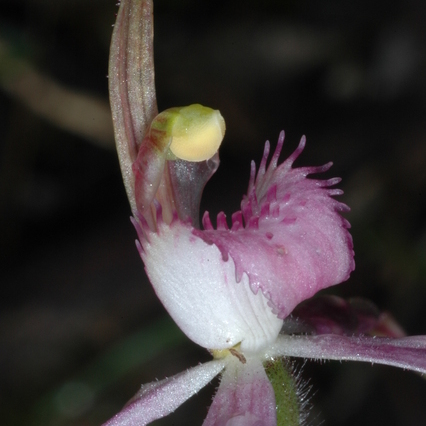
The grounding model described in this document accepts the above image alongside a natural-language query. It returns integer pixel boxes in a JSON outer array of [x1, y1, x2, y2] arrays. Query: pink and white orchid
[[104, 1, 426, 425]]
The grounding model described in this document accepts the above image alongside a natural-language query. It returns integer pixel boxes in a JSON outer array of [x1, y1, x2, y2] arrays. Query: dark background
[[1, 0, 426, 425]]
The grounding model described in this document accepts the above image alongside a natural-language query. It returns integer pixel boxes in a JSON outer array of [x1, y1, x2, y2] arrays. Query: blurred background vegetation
[[1, 0, 426, 425]]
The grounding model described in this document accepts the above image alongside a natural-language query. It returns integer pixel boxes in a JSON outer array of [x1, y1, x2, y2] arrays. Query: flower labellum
[[136, 131, 354, 353], [104, 1, 426, 425]]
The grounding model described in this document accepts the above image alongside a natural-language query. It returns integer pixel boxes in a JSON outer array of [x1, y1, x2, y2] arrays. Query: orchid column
[[105, 1, 426, 425]]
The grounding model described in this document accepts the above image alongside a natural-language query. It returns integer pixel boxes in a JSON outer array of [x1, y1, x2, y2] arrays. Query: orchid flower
[[104, 1, 426, 425]]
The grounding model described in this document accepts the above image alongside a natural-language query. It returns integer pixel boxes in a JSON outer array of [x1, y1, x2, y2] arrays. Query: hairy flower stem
[[265, 359, 300, 426]]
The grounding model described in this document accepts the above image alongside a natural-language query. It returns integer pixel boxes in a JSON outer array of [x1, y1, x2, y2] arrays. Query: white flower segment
[[142, 220, 283, 353]]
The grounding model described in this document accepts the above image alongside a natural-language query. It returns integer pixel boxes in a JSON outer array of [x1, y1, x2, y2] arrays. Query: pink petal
[[369, 311, 406, 338], [195, 133, 355, 319], [267, 334, 426, 374], [203, 357, 276, 426], [109, 0, 158, 214], [286, 295, 381, 336], [138, 214, 283, 352], [102, 360, 225, 426], [287, 295, 406, 338]]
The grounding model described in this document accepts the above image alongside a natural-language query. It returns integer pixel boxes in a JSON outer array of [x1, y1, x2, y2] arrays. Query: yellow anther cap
[[169, 104, 225, 161]]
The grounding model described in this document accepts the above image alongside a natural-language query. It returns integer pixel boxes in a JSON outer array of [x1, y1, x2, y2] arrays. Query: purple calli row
[[104, 0, 426, 425]]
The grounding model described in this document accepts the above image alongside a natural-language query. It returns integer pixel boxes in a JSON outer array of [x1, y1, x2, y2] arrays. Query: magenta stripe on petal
[[102, 360, 225, 426], [203, 357, 276, 426], [268, 334, 426, 374]]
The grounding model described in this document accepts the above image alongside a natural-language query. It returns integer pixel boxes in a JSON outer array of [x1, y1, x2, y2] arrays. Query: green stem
[[265, 358, 300, 426]]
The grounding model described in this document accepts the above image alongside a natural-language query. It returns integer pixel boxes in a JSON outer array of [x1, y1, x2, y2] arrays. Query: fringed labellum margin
[[105, 1, 426, 426]]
